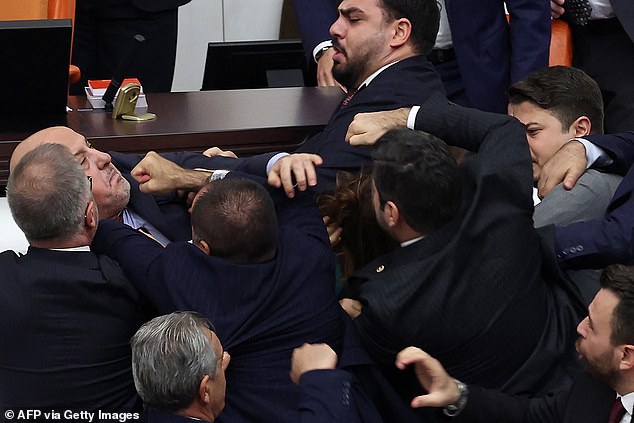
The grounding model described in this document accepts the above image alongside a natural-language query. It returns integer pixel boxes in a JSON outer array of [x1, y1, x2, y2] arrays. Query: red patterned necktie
[[608, 398, 626, 423], [340, 87, 359, 108]]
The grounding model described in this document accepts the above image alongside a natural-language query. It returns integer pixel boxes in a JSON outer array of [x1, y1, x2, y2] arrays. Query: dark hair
[[508, 66, 604, 134], [600, 265, 634, 346], [191, 177, 278, 264], [318, 169, 399, 279], [372, 128, 461, 233], [380, 0, 440, 55]]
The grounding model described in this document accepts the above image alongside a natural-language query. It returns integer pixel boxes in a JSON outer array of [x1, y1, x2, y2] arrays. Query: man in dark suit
[[340, 100, 585, 399], [0, 143, 151, 411], [393, 264, 634, 422], [551, 0, 634, 132], [10, 126, 216, 243], [294, 0, 551, 113], [199, 0, 447, 196], [91, 156, 343, 423], [71, 0, 191, 94]]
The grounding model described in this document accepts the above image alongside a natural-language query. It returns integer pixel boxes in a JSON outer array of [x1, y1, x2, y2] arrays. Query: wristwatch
[[442, 379, 468, 417]]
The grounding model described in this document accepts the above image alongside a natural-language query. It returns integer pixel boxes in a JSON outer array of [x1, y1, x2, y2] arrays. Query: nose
[[93, 149, 112, 169], [576, 317, 588, 337], [330, 15, 344, 39]]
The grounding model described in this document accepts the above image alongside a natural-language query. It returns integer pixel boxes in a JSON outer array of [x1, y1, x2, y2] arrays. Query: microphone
[[102, 34, 145, 111]]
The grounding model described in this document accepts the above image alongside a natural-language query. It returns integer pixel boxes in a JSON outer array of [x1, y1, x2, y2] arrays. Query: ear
[[199, 375, 211, 404], [384, 200, 400, 228], [196, 239, 212, 256], [571, 116, 592, 137], [619, 345, 634, 371], [85, 201, 97, 230], [389, 18, 412, 49]]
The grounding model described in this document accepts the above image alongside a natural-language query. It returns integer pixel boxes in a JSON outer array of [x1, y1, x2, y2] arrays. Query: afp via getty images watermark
[[2, 409, 140, 423]]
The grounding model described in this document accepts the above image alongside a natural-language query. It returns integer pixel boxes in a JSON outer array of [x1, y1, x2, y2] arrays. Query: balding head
[[10, 126, 85, 172], [10, 126, 130, 219]]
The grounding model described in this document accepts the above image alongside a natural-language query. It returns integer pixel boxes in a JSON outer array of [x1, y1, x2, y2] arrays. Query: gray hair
[[130, 312, 218, 412], [6, 143, 92, 241]]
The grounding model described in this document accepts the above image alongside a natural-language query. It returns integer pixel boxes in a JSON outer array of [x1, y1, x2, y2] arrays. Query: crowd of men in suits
[[2, 0, 634, 421]]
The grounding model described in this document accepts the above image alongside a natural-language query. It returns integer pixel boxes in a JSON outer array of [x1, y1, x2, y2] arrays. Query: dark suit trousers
[[573, 18, 634, 132], [71, 1, 178, 94]]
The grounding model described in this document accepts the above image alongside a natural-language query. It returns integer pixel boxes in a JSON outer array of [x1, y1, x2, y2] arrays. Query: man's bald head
[[10, 126, 86, 171], [11, 126, 130, 219]]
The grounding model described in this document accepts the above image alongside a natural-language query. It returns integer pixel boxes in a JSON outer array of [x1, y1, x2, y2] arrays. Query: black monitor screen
[[201, 39, 317, 90], [0, 19, 71, 114]]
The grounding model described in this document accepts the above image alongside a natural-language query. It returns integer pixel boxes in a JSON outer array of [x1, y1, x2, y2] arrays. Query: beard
[[331, 38, 380, 91], [577, 340, 620, 387]]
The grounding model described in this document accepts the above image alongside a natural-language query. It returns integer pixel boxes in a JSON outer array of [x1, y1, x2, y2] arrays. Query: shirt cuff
[[407, 105, 420, 130], [209, 170, 230, 181], [312, 40, 333, 63], [574, 137, 612, 168], [266, 152, 290, 174]]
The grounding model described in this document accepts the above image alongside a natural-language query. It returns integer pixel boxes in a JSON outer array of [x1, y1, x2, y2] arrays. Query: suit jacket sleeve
[[298, 370, 384, 423], [585, 132, 634, 175], [551, 132, 634, 269], [294, 0, 338, 59], [505, 0, 551, 83]]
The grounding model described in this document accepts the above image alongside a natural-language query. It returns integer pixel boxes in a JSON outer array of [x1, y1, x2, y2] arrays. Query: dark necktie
[[340, 87, 359, 108], [566, 0, 592, 26], [608, 398, 626, 423]]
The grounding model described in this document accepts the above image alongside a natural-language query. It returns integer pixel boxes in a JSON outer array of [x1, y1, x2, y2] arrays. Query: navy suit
[[293, 0, 550, 113], [347, 101, 585, 399], [554, 132, 634, 268], [0, 247, 151, 411], [200, 55, 446, 193], [109, 56, 445, 229], [91, 173, 343, 423]]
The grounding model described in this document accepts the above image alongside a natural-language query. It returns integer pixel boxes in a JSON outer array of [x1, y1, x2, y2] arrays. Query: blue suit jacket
[[293, 0, 550, 113], [554, 132, 634, 268], [92, 173, 343, 423], [199, 54, 446, 192]]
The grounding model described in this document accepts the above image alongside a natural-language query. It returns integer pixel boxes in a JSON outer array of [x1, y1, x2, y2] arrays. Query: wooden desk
[[0, 86, 343, 186]]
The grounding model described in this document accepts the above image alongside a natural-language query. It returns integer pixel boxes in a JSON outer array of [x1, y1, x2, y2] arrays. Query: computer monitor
[[201, 39, 317, 90], [0, 19, 71, 114]]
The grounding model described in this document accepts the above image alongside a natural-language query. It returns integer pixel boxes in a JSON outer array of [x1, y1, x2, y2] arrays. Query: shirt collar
[[49, 245, 91, 252], [619, 392, 634, 417], [401, 235, 424, 248], [357, 61, 400, 90]]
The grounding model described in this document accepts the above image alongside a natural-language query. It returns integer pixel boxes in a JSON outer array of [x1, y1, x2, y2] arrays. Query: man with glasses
[[0, 143, 152, 411]]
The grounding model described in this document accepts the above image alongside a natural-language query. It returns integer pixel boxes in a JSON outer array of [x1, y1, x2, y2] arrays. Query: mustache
[[332, 39, 343, 53]]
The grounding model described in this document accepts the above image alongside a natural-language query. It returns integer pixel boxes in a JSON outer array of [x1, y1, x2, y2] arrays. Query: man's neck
[[352, 48, 418, 90], [29, 235, 92, 250]]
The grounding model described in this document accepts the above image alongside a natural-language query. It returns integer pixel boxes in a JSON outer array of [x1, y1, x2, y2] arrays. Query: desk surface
[[0, 86, 343, 186]]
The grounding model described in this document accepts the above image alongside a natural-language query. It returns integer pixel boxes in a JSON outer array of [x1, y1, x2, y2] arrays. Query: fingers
[[551, 0, 565, 18], [202, 147, 238, 158], [290, 343, 338, 385], [395, 346, 429, 370], [339, 298, 363, 318], [268, 154, 324, 198], [317, 49, 337, 87]]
